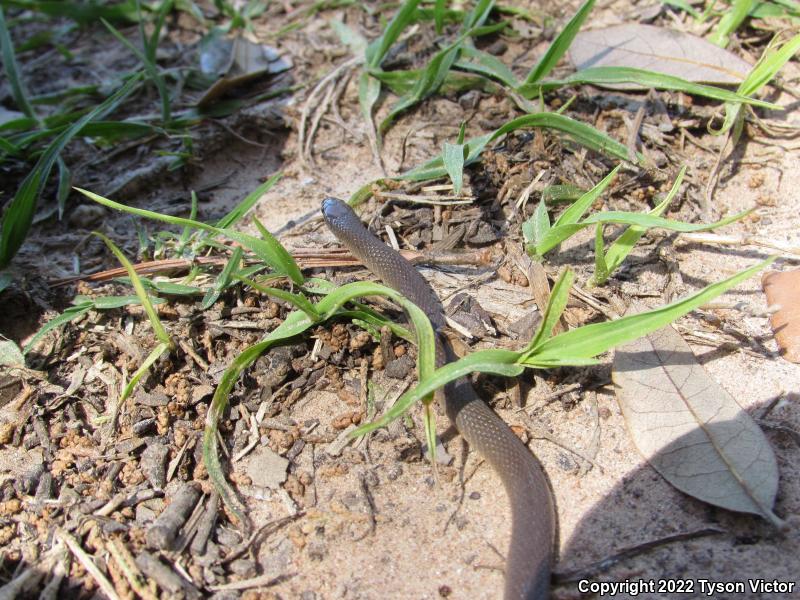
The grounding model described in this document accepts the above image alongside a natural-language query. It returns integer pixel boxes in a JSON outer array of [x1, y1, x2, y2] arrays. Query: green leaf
[[75, 187, 305, 285], [593, 166, 685, 285], [0, 74, 142, 269], [238, 275, 319, 321], [0, 0, 139, 24], [525, 269, 573, 352], [353, 349, 524, 436], [455, 44, 520, 88], [521, 198, 551, 247], [535, 206, 750, 257], [403, 112, 639, 182], [709, 0, 754, 47], [0, 6, 36, 119], [214, 172, 282, 229], [94, 231, 172, 346], [593, 223, 609, 284], [661, 0, 701, 18], [202, 246, 242, 309], [23, 303, 93, 354], [366, 0, 421, 67], [521, 67, 777, 108], [555, 165, 620, 227], [358, 71, 382, 149], [120, 341, 170, 404], [380, 37, 463, 133], [524, 0, 595, 84], [0, 337, 24, 366], [55, 156, 71, 220], [442, 125, 467, 195], [527, 258, 776, 364]]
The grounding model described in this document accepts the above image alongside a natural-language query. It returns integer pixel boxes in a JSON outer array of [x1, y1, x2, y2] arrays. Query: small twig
[[58, 530, 120, 600], [106, 537, 159, 600], [208, 573, 295, 592]]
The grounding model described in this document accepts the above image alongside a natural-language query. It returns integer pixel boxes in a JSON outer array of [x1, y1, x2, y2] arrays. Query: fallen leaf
[[613, 320, 781, 526], [569, 24, 752, 88], [762, 269, 800, 363], [0, 339, 24, 367], [197, 33, 292, 109]]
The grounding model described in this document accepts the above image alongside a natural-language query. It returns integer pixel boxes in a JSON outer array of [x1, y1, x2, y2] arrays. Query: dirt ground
[[1, 1, 799, 599]]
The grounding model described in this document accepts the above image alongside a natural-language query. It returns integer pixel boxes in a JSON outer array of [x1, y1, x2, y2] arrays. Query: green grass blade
[[738, 31, 800, 96], [177, 191, 199, 250], [202, 246, 242, 309], [555, 165, 620, 227], [214, 172, 282, 229], [23, 303, 93, 354], [593, 223, 609, 284], [403, 112, 640, 181], [75, 187, 305, 285], [535, 206, 750, 256], [366, 0, 421, 67], [523, 0, 595, 84], [463, 0, 495, 29], [380, 38, 463, 133], [521, 66, 777, 108], [0, 74, 142, 269], [94, 231, 172, 346], [525, 268, 573, 351], [120, 341, 170, 402], [204, 279, 437, 522], [0, 0, 139, 23], [580, 208, 750, 230], [103, 16, 172, 123], [0, 6, 36, 119], [594, 166, 685, 285], [709, 0, 754, 47], [442, 124, 467, 195], [521, 197, 551, 247], [661, 0, 702, 18], [353, 349, 524, 436], [455, 44, 520, 88], [527, 257, 775, 364], [238, 276, 319, 321], [358, 71, 382, 149], [56, 156, 71, 219], [434, 0, 445, 32]]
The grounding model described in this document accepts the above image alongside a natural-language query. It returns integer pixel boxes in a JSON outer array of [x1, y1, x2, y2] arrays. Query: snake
[[321, 197, 556, 599]]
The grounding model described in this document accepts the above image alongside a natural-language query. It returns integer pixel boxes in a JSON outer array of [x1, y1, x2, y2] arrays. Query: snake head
[[321, 197, 355, 226]]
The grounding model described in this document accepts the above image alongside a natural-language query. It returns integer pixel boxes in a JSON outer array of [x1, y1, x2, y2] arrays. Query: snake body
[[322, 197, 556, 599]]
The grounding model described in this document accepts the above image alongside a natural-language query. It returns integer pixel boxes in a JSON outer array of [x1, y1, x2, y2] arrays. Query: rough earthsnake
[[321, 197, 556, 599]]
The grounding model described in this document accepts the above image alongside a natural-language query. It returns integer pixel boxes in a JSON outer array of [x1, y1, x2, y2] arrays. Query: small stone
[[228, 558, 256, 577], [384, 355, 413, 379], [242, 446, 288, 490], [140, 442, 170, 490]]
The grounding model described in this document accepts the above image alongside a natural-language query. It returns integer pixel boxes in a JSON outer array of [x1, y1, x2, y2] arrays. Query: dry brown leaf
[[198, 35, 291, 109], [762, 269, 800, 363], [568, 24, 752, 89], [613, 321, 782, 526]]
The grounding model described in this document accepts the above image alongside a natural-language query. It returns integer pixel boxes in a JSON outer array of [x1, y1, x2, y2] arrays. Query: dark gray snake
[[321, 197, 556, 599]]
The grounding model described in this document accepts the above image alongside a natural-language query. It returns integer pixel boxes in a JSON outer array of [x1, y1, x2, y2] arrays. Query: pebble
[[140, 442, 169, 490]]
